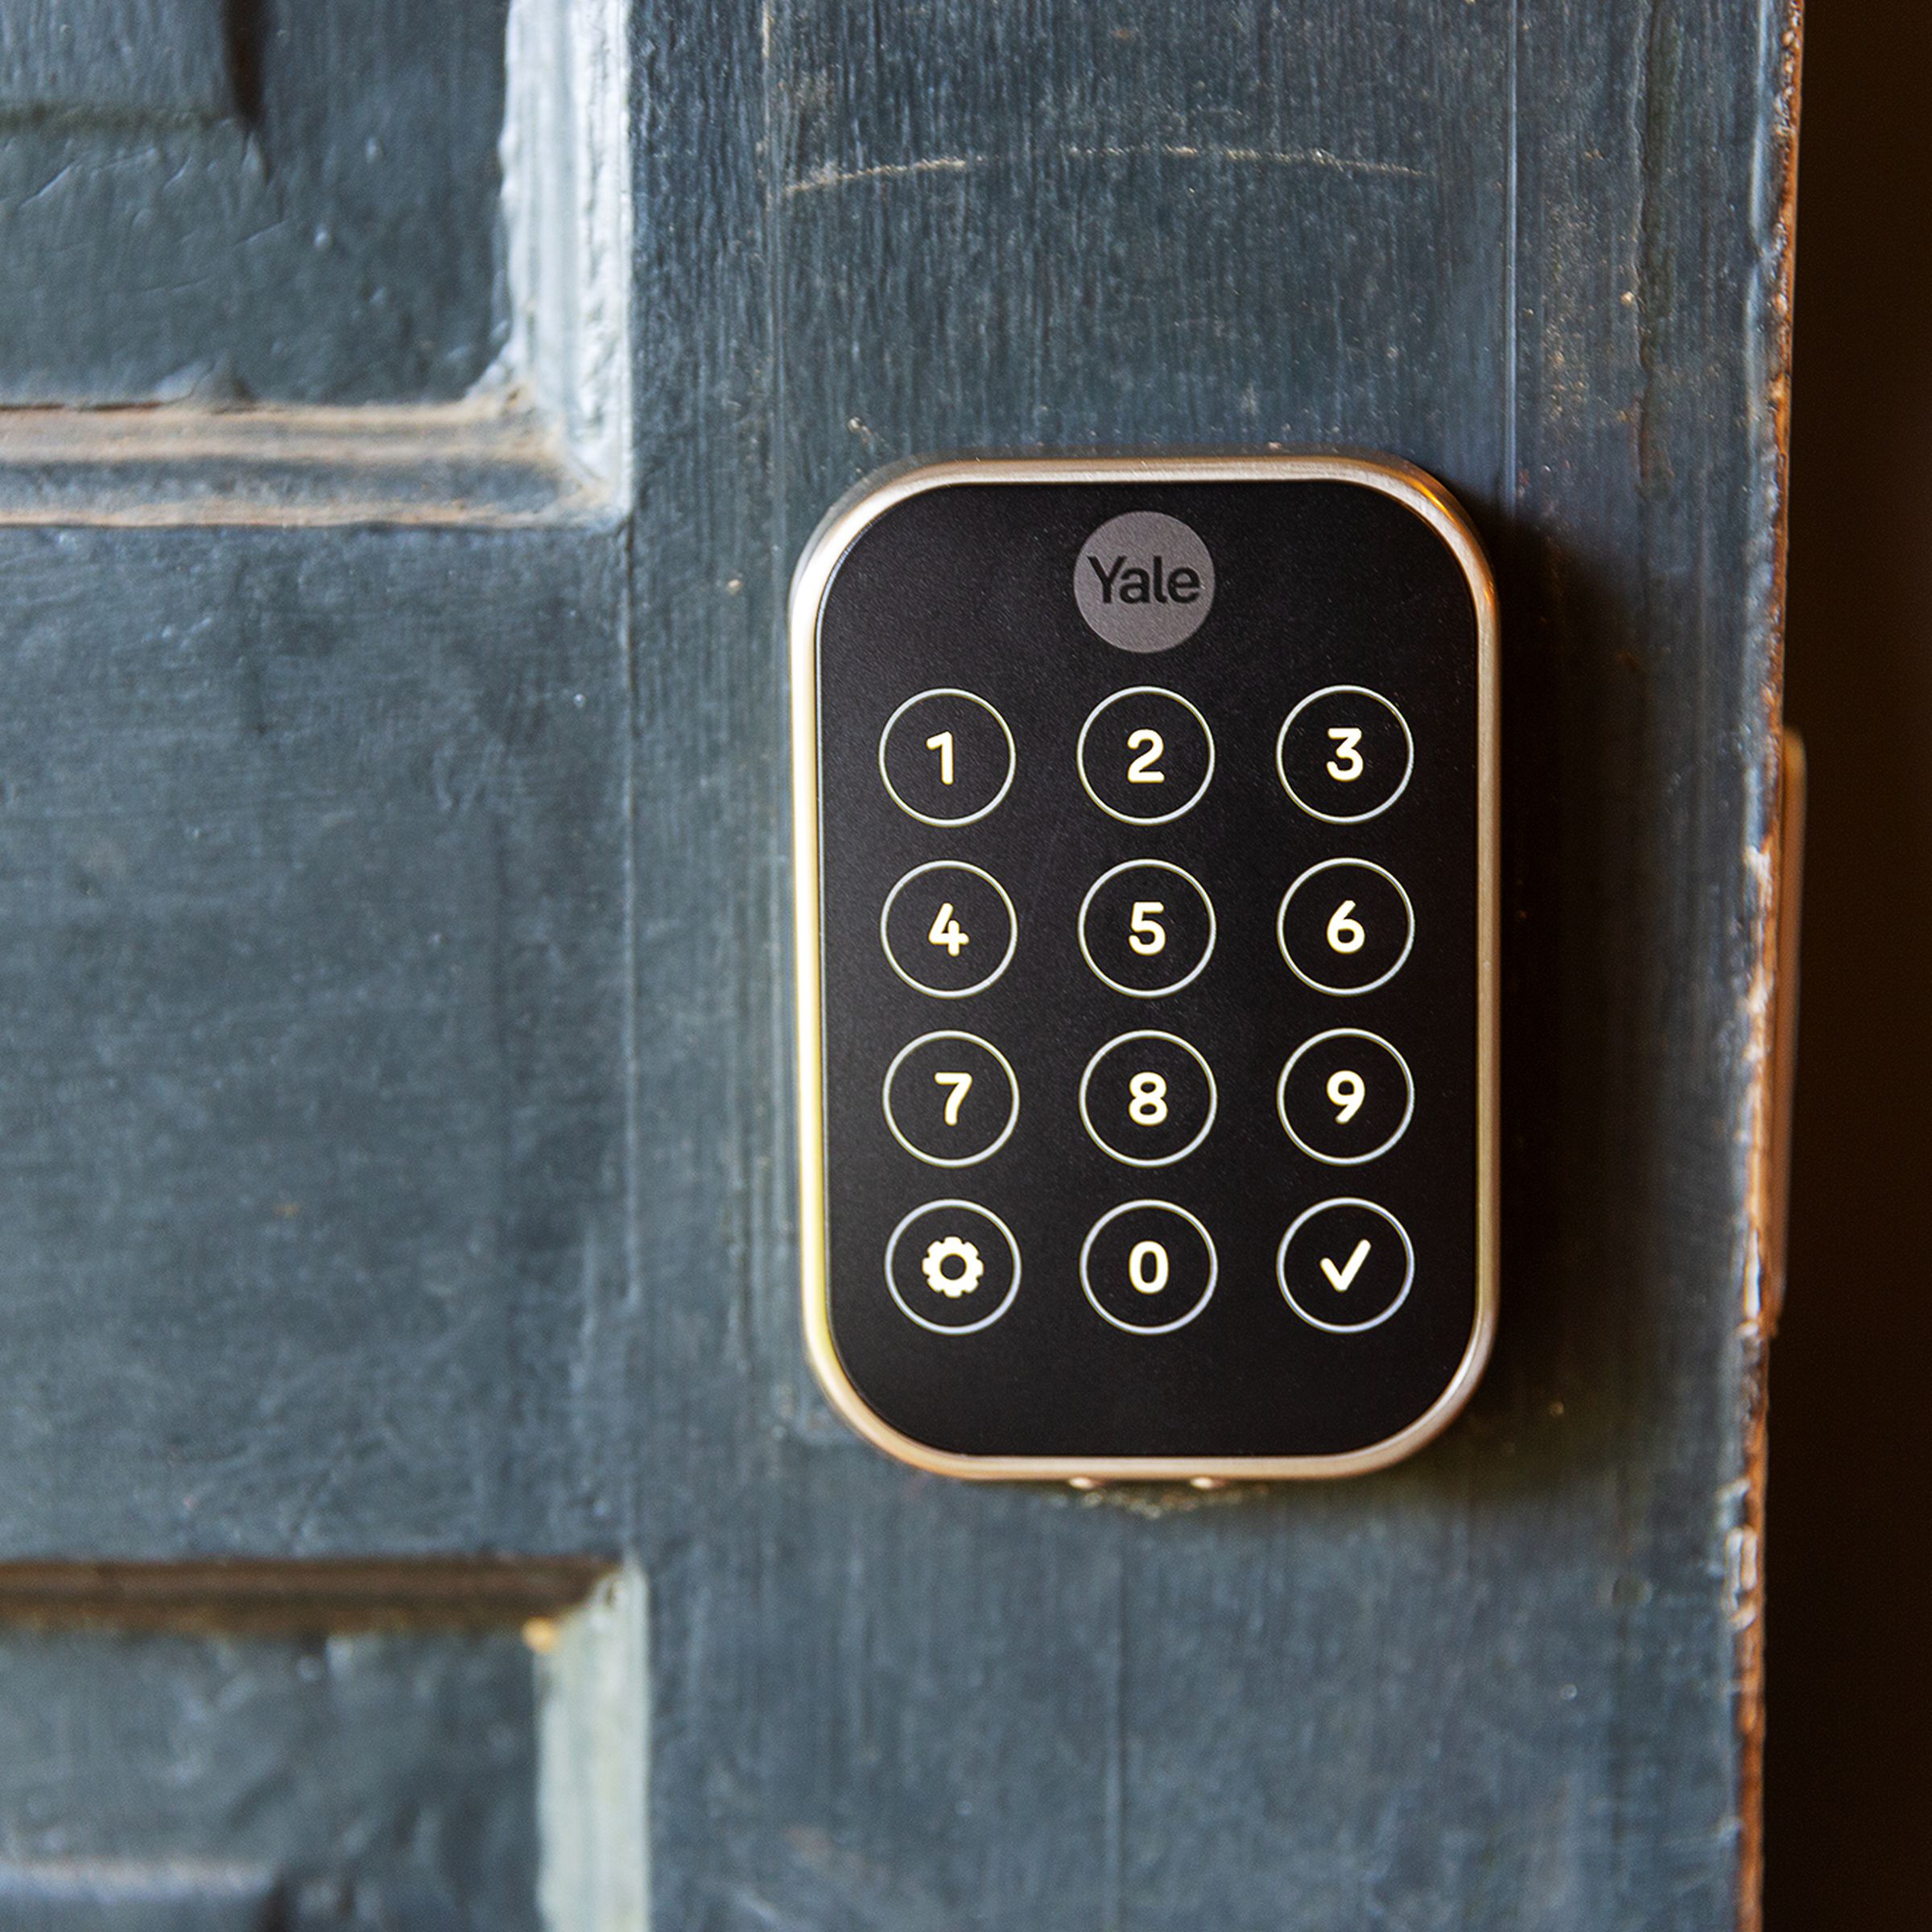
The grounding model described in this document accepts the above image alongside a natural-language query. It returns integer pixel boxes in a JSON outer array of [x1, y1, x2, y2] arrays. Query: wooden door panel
[[0, 0, 1798, 1925]]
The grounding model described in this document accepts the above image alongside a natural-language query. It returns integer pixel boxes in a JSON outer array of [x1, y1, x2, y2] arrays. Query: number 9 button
[[1277, 1028, 1413, 1164]]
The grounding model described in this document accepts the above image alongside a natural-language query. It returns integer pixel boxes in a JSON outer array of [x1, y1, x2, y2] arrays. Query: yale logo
[[1074, 510, 1216, 653]]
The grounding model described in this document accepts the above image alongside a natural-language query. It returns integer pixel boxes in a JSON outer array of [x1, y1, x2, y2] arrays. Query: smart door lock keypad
[[801, 470, 1492, 1466]]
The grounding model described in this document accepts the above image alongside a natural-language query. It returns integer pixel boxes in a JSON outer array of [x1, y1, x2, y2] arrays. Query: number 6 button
[[1277, 858, 1414, 995], [882, 862, 1018, 997]]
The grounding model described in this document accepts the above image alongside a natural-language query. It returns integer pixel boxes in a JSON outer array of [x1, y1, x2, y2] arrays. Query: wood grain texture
[[625, 1, 1800, 1925], [0, 0, 1798, 1925], [0, 0, 509, 402]]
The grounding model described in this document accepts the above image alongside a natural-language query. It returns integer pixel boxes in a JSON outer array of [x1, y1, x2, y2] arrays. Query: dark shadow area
[[1769, 4, 1932, 1922]]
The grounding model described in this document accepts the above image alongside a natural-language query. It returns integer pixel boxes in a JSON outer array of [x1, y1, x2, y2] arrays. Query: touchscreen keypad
[[796, 462, 1495, 1473]]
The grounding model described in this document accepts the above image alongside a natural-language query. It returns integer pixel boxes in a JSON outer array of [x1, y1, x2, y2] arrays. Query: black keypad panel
[[795, 459, 1496, 1473]]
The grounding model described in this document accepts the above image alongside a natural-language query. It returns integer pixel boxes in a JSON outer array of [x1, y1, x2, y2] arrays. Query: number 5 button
[[1277, 859, 1413, 995], [1080, 861, 1216, 997], [882, 862, 1017, 997]]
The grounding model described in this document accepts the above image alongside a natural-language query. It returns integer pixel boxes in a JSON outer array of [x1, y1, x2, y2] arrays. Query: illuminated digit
[[934, 1071, 972, 1125], [1128, 1071, 1169, 1125], [1126, 729, 1166, 784], [927, 902, 968, 956], [1327, 1069, 1365, 1124], [1326, 725, 1365, 782], [1326, 898, 1365, 954], [926, 731, 955, 786], [1128, 1241, 1170, 1295]]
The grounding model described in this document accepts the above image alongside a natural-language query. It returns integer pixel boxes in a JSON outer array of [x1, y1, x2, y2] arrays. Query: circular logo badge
[[1074, 513, 1215, 654]]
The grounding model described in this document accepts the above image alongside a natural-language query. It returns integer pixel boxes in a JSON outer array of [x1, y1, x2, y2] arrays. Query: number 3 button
[[1080, 861, 1216, 997], [1277, 859, 1413, 995], [882, 862, 1018, 997], [1277, 685, 1413, 822]]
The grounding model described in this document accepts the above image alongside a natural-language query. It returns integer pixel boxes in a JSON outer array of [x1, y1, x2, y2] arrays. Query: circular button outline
[[1078, 860, 1217, 998], [1276, 1027, 1415, 1166], [1276, 857, 1415, 997], [1277, 1198, 1415, 1333], [1075, 686, 1216, 826], [882, 1030, 1022, 1168], [1080, 1199, 1219, 1335], [1275, 684, 1415, 824], [885, 1199, 1023, 1335], [1079, 1030, 1218, 1168], [877, 687, 1018, 827], [881, 861, 1019, 998]]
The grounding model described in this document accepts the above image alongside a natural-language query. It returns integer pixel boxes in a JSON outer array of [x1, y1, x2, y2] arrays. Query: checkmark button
[[1278, 1199, 1414, 1332]]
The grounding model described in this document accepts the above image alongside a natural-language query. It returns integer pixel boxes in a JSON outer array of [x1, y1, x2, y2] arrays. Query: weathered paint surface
[[0, 1, 1798, 1925]]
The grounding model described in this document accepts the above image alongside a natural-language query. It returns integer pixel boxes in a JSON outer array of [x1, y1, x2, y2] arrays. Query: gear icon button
[[922, 1235, 985, 1298], [886, 1201, 1021, 1335]]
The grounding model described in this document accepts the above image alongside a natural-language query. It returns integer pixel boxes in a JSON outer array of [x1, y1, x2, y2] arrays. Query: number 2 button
[[1077, 687, 1214, 824], [882, 862, 1018, 997], [1277, 859, 1413, 995]]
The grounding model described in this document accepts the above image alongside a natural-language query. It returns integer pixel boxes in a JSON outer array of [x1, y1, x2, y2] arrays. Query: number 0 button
[[1077, 687, 1214, 824], [882, 862, 1018, 997], [1080, 861, 1216, 997], [1082, 1201, 1217, 1334], [1080, 1031, 1216, 1166], [878, 689, 1015, 825], [1277, 859, 1414, 995], [1277, 685, 1414, 822], [1277, 1029, 1414, 1165], [884, 1031, 1020, 1166]]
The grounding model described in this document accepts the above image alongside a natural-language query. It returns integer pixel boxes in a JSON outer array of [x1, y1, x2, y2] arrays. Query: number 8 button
[[1277, 859, 1414, 995]]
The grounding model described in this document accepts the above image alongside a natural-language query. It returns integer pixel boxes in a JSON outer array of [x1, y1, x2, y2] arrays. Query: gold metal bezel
[[789, 452, 1500, 1482]]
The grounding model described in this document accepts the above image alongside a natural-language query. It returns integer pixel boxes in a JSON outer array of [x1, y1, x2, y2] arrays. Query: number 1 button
[[882, 862, 1017, 997], [879, 689, 1015, 825]]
